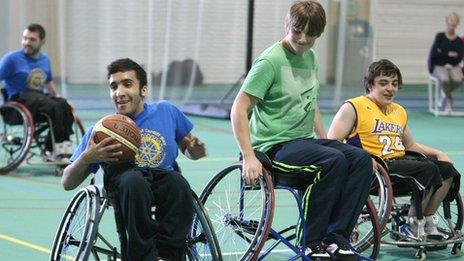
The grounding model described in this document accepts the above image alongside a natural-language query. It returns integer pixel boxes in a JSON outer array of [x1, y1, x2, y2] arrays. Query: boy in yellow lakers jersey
[[328, 59, 460, 240], [231, 1, 372, 259]]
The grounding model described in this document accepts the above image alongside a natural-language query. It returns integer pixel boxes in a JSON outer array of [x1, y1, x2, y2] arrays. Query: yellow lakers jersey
[[346, 96, 408, 160]]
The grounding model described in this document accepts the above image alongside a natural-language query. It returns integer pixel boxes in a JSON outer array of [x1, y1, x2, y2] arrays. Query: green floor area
[[1, 112, 463, 260], [58, 82, 464, 113]]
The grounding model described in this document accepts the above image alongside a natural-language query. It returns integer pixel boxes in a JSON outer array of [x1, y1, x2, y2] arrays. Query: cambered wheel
[[352, 197, 381, 260], [50, 186, 100, 260], [200, 162, 275, 261], [0, 102, 34, 174], [187, 192, 222, 260]]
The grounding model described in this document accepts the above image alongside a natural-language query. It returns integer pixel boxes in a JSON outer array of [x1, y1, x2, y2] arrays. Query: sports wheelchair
[[0, 88, 84, 175], [50, 169, 222, 261], [199, 151, 381, 260], [369, 151, 463, 260]]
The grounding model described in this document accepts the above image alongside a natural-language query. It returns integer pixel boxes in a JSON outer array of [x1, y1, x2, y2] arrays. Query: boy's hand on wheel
[[242, 155, 263, 186]]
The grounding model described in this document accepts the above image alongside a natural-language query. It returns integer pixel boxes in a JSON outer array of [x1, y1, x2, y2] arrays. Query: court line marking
[[448, 151, 464, 156], [0, 233, 435, 259], [0, 233, 50, 255], [177, 157, 237, 162], [194, 122, 233, 134]]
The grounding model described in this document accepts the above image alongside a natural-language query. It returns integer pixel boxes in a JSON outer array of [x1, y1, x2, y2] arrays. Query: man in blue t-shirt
[[61, 58, 207, 261], [0, 23, 75, 159]]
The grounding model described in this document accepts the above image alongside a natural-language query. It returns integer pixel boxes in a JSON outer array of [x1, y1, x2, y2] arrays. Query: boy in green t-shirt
[[230, 1, 372, 260]]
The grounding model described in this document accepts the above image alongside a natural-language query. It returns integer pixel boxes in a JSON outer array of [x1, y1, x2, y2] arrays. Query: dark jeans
[[13, 91, 74, 149], [106, 167, 194, 261], [267, 139, 372, 246]]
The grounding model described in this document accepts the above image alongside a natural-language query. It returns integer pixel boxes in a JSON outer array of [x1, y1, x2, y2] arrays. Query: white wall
[[1, 0, 330, 85], [371, 0, 464, 84]]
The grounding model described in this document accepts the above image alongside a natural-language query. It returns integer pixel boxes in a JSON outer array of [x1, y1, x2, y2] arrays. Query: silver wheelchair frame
[[50, 170, 222, 261], [199, 153, 381, 261], [372, 153, 464, 260], [0, 89, 85, 175]]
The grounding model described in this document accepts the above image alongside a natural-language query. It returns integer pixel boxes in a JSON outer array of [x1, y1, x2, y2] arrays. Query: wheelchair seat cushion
[[273, 170, 317, 190]]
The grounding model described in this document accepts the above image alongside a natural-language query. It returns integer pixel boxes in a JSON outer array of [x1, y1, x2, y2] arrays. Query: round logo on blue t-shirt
[[135, 129, 166, 168], [26, 68, 47, 91]]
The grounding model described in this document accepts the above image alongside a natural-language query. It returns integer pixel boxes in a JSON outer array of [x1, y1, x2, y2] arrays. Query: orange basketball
[[93, 114, 141, 163]]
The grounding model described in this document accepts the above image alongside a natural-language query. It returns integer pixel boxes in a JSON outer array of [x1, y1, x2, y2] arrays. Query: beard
[[23, 45, 40, 57]]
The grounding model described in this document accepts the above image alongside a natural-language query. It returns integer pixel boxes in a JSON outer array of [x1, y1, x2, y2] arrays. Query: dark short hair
[[106, 58, 147, 88], [364, 59, 403, 93], [285, 0, 326, 37], [26, 24, 46, 40]]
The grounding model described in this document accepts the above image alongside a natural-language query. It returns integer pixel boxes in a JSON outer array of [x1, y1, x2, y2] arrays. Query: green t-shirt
[[241, 42, 320, 152]]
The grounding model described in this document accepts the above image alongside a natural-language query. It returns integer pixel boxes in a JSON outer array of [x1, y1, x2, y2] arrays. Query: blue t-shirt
[[71, 101, 194, 173], [0, 50, 53, 100]]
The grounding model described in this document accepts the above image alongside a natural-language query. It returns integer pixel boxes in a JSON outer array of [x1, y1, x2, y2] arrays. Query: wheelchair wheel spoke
[[0, 103, 33, 174], [187, 192, 221, 260], [51, 187, 104, 261], [200, 163, 273, 260], [352, 198, 381, 259]]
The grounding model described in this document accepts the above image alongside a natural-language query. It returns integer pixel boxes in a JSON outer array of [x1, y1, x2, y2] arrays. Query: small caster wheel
[[415, 248, 427, 260], [350, 228, 359, 243], [452, 242, 462, 256]]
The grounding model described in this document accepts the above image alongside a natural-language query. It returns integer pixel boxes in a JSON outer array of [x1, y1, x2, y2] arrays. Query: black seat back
[[0, 105, 24, 125], [0, 88, 25, 125]]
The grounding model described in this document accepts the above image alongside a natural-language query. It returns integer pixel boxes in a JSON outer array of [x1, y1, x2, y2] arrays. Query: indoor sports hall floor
[[1, 110, 463, 260]]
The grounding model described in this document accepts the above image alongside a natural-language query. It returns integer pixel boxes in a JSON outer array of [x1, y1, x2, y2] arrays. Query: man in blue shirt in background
[[0, 23, 75, 160]]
